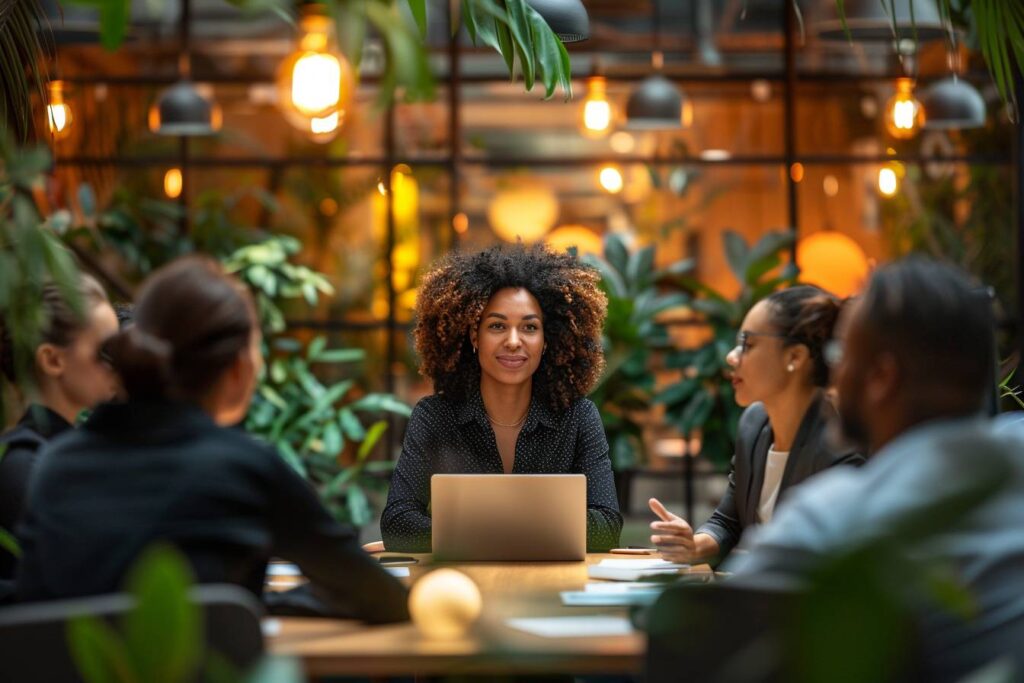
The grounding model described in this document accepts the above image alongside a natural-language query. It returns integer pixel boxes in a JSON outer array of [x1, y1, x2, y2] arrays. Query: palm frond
[[0, 0, 50, 140]]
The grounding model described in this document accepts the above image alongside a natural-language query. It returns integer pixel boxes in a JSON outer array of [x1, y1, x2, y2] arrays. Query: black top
[[381, 390, 623, 552], [0, 405, 74, 581], [697, 392, 865, 561], [15, 400, 408, 623]]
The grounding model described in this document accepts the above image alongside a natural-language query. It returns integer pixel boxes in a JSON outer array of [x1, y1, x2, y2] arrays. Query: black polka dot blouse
[[380, 389, 623, 553]]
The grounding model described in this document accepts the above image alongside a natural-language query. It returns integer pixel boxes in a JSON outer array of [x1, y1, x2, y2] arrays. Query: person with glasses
[[648, 285, 864, 565], [0, 273, 119, 586]]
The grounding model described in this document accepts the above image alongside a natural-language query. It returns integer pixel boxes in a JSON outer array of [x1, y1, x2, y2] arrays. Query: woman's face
[[472, 287, 545, 390], [46, 301, 120, 413], [725, 300, 795, 407]]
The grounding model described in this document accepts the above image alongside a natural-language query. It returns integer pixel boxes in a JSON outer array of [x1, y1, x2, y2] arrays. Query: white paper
[[385, 566, 410, 578], [560, 589, 661, 607], [505, 616, 634, 638], [596, 559, 688, 570], [584, 581, 662, 593]]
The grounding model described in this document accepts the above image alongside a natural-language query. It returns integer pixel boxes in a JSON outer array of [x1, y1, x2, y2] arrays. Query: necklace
[[486, 409, 528, 428]]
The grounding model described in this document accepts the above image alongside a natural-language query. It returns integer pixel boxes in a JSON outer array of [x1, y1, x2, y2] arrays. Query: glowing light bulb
[[47, 104, 70, 134], [581, 76, 612, 136], [46, 81, 72, 139], [599, 165, 624, 194], [164, 168, 183, 199], [292, 53, 342, 115], [878, 166, 899, 197], [277, 8, 353, 141], [310, 111, 339, 135], [885, 78, 925, 139]]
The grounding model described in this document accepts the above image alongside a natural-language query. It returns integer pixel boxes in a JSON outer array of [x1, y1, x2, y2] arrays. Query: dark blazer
[[0, 406, 74, 581], [14, 400, 408, 623], [697, 392, 864, 561], [381, 391, 623, 553]]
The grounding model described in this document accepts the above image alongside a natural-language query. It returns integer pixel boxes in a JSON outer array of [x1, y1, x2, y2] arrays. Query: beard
[[835, 396, 871, 455]]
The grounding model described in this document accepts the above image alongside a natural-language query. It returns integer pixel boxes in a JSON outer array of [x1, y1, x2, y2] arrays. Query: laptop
[[431, 474, 587, 561]]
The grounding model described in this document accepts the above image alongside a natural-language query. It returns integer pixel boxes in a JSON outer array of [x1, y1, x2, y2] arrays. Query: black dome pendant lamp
[[815, 0, 945, 44], [527, 0, 590, 43], [626, 0, 684, 130], [149, 0, 220, 136]]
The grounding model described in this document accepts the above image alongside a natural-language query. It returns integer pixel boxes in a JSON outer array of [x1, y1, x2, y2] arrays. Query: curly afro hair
[[414, 243, 607, 413]]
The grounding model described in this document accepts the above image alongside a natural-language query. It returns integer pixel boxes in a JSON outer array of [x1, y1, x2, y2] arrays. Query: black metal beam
[[783, 0, 798, 264], [52, 153, 1014, 169]]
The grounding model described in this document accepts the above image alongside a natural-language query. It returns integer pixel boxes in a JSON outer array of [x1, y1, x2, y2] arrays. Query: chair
[[0, 584, 265, 683], [642, 575, 801, 683], [642, 573, 926, 683]]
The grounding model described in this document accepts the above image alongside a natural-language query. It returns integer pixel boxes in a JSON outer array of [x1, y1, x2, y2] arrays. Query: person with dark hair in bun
[[648, 285, 864, 565], [0, 274, 119, 583], [14, 256, 408, 623], [379, 243, 622, 553]]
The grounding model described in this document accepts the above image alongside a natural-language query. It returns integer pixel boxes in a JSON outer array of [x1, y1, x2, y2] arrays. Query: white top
[[756, 445, 790, 523]]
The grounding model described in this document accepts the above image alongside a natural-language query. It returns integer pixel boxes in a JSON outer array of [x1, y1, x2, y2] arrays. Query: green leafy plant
[[656, 230, 797, 469], [67, 543, 303, 683], [582, 234, 691, 471], [0, 136, 83, 423], [826, 0, 1024, 108], [0, 0, 49, 139], [225, 237, 411, 527]]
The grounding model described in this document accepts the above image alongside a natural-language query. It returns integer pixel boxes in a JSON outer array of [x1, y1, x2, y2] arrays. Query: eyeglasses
[[823, 338, 844, 367], [733, 330, 789, 357]]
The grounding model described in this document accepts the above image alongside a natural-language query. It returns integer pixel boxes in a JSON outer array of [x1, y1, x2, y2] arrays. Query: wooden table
[[267, 553, 710, 678]]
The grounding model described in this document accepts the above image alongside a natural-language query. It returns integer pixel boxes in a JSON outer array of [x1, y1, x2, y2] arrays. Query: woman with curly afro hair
[[379, 243, 622, 552]]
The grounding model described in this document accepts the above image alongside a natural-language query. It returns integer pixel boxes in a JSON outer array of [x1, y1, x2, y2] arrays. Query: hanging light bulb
[[581, 76, 612, 136], [46, 80, 72, 139], [163, 168, 183, 199], [885, 78, 925, 139], [877, 163, 902, 197], [277, 5, 354, 142], [598, 165, 624, 194]]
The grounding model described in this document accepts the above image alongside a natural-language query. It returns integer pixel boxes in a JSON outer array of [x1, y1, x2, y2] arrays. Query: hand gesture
[[648, 497, 696, 564]]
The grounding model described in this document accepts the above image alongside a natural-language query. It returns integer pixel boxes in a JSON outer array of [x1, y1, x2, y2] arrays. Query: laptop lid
[[431, 474, 587, 561]]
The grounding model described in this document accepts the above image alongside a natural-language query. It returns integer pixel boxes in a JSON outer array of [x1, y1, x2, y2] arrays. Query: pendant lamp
[[625, 0, 684, 130], [149, 0, 220, 136], [527, 0, 590, 43], [920, 77, 986, 129], [815, 0, 945, 43], [150, 80, 221, 135]]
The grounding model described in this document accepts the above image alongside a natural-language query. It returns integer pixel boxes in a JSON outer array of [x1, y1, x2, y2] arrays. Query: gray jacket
[[697, 392, 864, 561]]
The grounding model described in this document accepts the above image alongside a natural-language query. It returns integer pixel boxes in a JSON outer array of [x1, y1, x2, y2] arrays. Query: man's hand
[[649, 497, 696, 563]]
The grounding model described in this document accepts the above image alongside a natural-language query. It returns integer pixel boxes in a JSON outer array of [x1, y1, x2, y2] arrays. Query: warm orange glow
[[277, 8, 353, 141], [452, 212, 469, 234], [487, 178, 559, 242], [46, 81, 72, 139], [581, 76, 612, 136], [163, 168, 183, 199], [598, 165, 624, 194], [885, 78, 925, 139], [797, 232, 870, 298], [878, 164, 901, 197], [545, 225, 604, 259], [790, 163, 804, 183]]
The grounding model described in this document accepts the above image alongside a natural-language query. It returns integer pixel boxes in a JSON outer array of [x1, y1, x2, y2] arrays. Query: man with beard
[[725, 259, 1024, 680]]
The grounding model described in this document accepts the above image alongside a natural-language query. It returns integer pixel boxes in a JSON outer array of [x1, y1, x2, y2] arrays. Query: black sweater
[[0, 405, 73, 581], [15, 400, 408, 623]]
